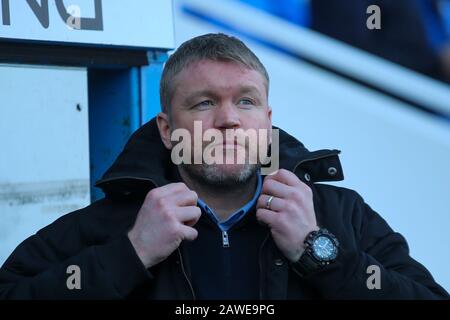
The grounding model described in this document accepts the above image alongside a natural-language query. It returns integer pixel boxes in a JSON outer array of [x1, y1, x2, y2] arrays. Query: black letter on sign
[[26, 0, 49, 28], [55, 0, 103, 31], [1, 0, 11, 25]]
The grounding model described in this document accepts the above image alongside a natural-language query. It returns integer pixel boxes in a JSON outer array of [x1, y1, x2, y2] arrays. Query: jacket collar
[[95, 117, 344, 197]]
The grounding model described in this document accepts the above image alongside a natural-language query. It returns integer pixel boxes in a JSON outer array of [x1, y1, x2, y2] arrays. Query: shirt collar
[[197, 171, 263, 231]]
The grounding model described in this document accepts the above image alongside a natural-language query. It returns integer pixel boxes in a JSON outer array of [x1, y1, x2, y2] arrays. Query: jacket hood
[[95, 118, 344, 197]]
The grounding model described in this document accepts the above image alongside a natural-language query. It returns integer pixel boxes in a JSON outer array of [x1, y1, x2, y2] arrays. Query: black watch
[[293, 228, 339, 276]]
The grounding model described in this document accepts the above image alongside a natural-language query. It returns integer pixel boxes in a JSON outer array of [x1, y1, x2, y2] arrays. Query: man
[[0, 33, 448, 299]]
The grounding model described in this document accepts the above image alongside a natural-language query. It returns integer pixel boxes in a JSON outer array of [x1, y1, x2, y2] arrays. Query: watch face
[[312, 235, 338, 261]]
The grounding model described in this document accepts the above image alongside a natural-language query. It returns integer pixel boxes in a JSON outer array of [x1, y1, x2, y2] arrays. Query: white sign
[[0, 0, 174, 49]]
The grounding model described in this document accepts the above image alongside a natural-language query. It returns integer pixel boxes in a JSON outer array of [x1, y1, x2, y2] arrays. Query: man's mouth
[[221, 141, 245, 149]]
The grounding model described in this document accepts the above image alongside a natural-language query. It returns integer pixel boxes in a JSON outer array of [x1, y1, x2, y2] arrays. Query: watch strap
[[292, 249, 322, 277]]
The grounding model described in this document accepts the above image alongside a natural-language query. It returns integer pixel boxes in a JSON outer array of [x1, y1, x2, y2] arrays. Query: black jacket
[[0, 118, 448, 299]]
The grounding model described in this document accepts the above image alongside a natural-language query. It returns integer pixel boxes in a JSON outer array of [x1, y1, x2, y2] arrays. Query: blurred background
[[1, 0, 450, 292]]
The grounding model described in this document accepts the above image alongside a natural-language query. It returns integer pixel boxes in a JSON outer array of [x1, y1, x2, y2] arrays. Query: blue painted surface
[[141, 51, 169, 123], [88, 68, 141, 201], [88, 52, 168, 201]]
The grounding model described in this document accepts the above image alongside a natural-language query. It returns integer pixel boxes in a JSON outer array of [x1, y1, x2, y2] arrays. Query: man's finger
[[174, 206, 202, 225], [256, 194, 283, 212], [262, 178, 292, 199], [180, 225, 198, 241], [266, 169, 302, 187], [146, 182, 191, 199], [256, 208, 277, 226], [171, 190, 198, 206]]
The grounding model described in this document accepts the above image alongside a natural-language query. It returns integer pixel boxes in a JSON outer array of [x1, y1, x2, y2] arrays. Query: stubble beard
[[180, 163, 260, 189]]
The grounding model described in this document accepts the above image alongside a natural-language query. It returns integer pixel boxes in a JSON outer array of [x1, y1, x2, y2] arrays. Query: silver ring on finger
[[265, 195, 274, 210]]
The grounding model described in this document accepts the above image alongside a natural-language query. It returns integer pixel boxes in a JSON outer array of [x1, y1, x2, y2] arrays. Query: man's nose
[[213, 103, 241, 129]]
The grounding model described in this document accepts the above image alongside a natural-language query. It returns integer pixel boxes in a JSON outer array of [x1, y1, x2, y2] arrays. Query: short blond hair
[[160, 33, 269, 114]]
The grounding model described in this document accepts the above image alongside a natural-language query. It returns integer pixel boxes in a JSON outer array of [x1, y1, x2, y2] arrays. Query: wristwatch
[[293, 228, 339, 276]]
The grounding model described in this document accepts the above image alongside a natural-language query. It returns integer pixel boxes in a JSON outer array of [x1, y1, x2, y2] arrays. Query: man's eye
[[238, 98, 255, 107], [193, 100, 214, 110]]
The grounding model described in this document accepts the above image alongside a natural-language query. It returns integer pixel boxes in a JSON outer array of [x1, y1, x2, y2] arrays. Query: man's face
[[161, 59, 272, 186]]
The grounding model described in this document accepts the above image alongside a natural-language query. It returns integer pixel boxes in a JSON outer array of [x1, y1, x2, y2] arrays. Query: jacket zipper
[[177, 248, 196, 300], [222, 230, 230, 247]]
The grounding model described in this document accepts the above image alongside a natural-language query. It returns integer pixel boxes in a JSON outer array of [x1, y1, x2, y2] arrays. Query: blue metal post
[[88, 50, 169, 202]]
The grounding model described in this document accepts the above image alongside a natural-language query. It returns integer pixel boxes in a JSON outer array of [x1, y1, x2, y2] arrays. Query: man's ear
[[156, 112, 173, 150]]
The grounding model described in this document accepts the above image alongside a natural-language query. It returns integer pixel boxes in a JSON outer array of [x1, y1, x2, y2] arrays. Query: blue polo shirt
[[197, 172, 263, 247]]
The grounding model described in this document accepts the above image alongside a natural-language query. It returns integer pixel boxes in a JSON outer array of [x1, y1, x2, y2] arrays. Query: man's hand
[[128, 183, 201, 268], [256, 169, 319, 262]]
